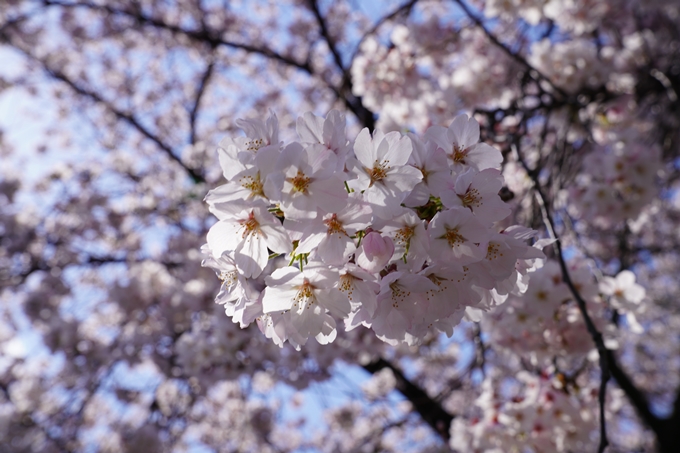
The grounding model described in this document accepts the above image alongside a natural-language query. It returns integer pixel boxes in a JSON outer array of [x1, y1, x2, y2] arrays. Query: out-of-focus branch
[[307, 0, 375, 131], [472, 324, 487, 377], [514, 141, 680, 453], [516, 143, 611, 452], [363, 357, 454, 443], [308, 0, 346, 80], [44, 67, 206, 183], [189, 60, 215, 146], [349, 0, 419, 65], [41, 0, 312, 73], [6, 44, 206, 182], [40, 0, 376, 130], [450, 0, 568, 99]]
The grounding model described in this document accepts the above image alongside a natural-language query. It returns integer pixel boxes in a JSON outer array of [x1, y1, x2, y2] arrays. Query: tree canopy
[[1, 0, 679, 452]]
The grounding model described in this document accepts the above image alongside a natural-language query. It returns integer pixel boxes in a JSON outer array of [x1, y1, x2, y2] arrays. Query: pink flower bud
[[356, 232, 394, 273]]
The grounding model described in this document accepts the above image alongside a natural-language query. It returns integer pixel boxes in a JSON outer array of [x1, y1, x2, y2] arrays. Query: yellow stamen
[[452, 144, 467, 163], [486, 243, 504, 260], [443, 227, 464, 248], [460, 188, 482, 209], [395, 225, 414, 247], [245, 138, 265, 152], [324, 214, 347, 236], [239, 172, 265, 198], [339, 274, 355, 301], [289, 170, 311, 193], [240, 211, 260, 238], [292, 281, 316, 312], [366, 159, 390, 186]]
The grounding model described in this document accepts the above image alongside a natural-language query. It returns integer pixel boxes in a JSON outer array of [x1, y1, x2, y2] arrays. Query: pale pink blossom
[[425, 114, 503, 173], [428, 207, 490, 265], [206, 206, 292, 278], [268, 142, 348, 220], [348, 128, 422, 219], [441, 168, 512, 225]]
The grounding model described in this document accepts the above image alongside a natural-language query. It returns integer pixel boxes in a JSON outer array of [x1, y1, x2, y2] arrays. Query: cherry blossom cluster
[[449, 371, 617, 453], [485, 257, 647, 362], [568, 140, 661, 226], [483, 259, 602, 363], [483, 0, 610, 35], [203, 110, 545, 349]]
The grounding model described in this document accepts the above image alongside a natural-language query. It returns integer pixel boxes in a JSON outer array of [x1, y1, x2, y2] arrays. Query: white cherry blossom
[[289, 194, 372, 266], [205, 145, 281, 210], [441, 168, 512, 225], [262, 264, 351, 346], [268, 142, 348, 220], [296, 109, 352, 172], [428, 207, 490, 265], [425, 114, 503, 173], [370, 271, 437, 345], [218, 110, 281, 179], [378, 208, 430, 271], [402, 134, 452, 207], [348, 128, 422, 219], [206, 206, 292, 278]]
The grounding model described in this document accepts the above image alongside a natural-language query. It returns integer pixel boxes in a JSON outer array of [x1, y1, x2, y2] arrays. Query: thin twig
[[348, 0, 420, 66], [307, 0, 376, 130], [12, 47, 206, 183], [41, 0, 312, 73], [515, 144, 610, 452], [189, 60, 215, 145]]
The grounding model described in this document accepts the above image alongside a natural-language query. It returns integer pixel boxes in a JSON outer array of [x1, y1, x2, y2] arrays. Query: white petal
[[353, 128, 375, 169], [206, 220, 241, 258]]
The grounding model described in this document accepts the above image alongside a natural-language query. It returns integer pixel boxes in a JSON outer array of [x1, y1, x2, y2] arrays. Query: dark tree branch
[[450, 0, 568, 99], [514, 141, 680, 453], [516, 143, 611, 452], [472, 323, 487, 377], [363, 357, 454, 442], [6, 45, 206, 183], [349, 0, 420, 66], [308, 0, 346, 79], [189, 60, 215, 145], [307, 0, 375, 131], [41, 0, 312, 73], [41, 0, 376, 130]]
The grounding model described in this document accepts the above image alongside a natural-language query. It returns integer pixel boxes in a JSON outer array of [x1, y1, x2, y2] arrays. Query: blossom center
[[389, 281, 410, 308], [418, 166, 430, 183], [339, 274, 356, 301], [367, 159, 390, 186], [395, 225, 414, 248], [292, 281, 316, 312], [459, 188, 482, 209], [240, 212, 261, 238], [219, 270, 238, 287], [324, 214, 347, 236], [443, 227, 465, 248], [452, 145, 468, 163], [239, 173, 265, 198], [486, 243, 503, 260], [289, 170, 312, 193], [245, 138, 265, 152]]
